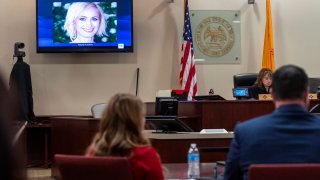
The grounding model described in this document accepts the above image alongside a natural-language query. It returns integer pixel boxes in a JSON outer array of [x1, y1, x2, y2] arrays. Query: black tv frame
[[145, 116, 193, 132], [155, 97, 178, 116], [232, 88, 250, 98], [36, 0, 134, 53]]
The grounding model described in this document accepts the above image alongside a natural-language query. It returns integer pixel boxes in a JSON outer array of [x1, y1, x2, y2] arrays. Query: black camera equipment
[[13, 42, 26, 58]]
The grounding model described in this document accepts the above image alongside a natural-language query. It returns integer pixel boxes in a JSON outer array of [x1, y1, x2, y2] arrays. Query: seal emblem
[[195, 16, 235, 57]]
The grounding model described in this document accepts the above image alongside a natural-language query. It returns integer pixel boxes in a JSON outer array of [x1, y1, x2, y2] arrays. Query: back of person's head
[[92, 93, 149, 156], [0, 74, 25, 180], [255, 68, 273, 87], [272, 65, 308, 100]]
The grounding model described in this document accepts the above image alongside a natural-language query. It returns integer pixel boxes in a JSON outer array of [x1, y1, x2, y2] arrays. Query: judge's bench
[[26, 100, 319, 178]]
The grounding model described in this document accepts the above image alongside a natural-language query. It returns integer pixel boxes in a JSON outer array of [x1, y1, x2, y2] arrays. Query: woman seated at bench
[[249, 68, 273, 99]]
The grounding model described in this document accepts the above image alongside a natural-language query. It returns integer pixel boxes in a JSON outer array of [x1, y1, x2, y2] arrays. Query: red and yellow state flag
[[262, 0, 275, 71]]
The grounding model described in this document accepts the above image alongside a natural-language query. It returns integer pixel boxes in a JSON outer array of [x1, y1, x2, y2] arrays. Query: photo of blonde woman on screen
[[63, 2, 107, 43]]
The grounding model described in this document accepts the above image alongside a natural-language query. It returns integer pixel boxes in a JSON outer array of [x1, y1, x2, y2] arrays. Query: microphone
[[209, 89, 214, 95]]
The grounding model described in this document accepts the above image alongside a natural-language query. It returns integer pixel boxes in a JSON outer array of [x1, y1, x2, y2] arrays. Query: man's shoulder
[[237, 114, 272, 129], [307, 113, 320, 124]]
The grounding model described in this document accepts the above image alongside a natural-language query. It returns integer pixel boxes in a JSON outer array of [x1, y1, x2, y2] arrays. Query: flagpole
[[179, 0, 197, 101]]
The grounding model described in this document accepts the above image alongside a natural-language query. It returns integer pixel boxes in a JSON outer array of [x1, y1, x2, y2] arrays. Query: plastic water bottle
[[187, 143, 200, 178], [213, 163, 218, 180]]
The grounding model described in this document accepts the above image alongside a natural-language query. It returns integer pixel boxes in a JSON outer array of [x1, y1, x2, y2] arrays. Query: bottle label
[[188, 154, 200, 162]]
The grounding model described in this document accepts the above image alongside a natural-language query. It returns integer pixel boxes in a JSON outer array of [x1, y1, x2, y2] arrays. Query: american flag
[[179, 0, 197, 101]]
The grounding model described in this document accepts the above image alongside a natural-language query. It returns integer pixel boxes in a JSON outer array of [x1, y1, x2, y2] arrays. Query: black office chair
[[233, 73, 258, 100], [233, 73, 258, 88], [308, 77, 320, 93]]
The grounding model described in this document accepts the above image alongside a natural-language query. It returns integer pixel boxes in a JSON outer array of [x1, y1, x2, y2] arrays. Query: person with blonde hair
[[249, 68, 273, 99], [86, 93, 164, 180], [63, 2, 107, 43]]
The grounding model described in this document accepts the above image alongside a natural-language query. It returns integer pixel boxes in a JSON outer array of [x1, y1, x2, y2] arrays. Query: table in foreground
[[146, 131, 233, 163], [163, 163, 215, 179]]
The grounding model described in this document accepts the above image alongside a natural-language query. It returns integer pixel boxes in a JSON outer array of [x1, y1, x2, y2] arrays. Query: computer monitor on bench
[[145, 116, 193, 132], [155, 97, 178, 116]]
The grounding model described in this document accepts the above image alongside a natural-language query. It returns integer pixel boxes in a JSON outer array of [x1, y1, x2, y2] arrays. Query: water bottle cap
[[191, 143, 197, 148]]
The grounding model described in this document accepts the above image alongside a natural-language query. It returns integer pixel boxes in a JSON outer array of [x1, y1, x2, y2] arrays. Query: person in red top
[[86, 93, 164, 180]]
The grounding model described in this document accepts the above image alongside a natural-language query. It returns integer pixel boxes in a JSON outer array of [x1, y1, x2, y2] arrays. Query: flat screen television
[[155, 97, 178, 116], [36, 0, 133, 53], [232, 88, 249, 98], [145, 116, 193, 132]]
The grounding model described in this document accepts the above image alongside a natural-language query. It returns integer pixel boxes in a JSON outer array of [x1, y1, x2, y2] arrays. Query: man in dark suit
[[224, 65, 320, 180]]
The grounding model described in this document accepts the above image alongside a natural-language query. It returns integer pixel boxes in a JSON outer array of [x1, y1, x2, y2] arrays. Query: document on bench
[[200, 129, 228, 134]]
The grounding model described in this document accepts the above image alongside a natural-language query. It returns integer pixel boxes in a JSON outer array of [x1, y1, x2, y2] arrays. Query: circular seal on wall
[[195, 16, 235, 57]]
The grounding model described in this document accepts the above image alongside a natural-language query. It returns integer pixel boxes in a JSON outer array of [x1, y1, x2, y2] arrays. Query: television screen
[[37, 0, 133, 53], [145, 116, 193, 132], [155, 97, 178, 116], [232, 88, 249, 98]]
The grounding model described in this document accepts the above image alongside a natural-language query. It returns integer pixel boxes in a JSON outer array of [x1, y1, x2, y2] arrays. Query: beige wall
[[1, 0, 320, 115]]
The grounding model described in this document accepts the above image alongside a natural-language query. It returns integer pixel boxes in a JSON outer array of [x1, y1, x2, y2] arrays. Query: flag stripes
[[179, 0, 197, 100]]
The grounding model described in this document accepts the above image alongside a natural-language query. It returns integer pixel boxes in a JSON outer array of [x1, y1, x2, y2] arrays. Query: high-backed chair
[[55, 154, 132, 180], [233, 73, 258, 100], [233, 73, 258, 88], [308, 77, 320, 93], [249, 164, 320, 180], [91, 103, 107, 118]]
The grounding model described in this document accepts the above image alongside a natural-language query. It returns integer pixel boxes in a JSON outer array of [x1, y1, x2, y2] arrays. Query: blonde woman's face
[[262, 74, 272, 88], [75, 7, 100, 39]]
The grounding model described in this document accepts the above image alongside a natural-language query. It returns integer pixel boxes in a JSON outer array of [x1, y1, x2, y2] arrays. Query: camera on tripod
[[13, 42, 26, 58]]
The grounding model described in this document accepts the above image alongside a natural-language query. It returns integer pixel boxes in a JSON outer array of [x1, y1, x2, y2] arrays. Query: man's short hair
[[272, 65, 308, 100]]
